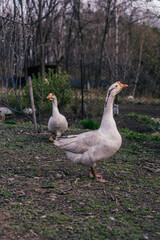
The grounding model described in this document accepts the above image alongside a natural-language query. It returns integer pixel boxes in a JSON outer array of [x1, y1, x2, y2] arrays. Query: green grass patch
[[121, 129, 160, 142], [128, 113, 159, 132], [79, 118, 100, 130], [5, 120, 17, 125]]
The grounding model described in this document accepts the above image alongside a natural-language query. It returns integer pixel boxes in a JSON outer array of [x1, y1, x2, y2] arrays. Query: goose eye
[[115, 85, 118, 87]]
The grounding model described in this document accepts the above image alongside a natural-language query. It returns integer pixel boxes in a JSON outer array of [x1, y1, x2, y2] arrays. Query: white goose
[[54, 82, 128, 182], [47, 93, 68, 141]]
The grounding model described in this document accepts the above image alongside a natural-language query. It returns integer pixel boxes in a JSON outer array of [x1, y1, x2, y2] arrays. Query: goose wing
[[54, 130, 101, 154]]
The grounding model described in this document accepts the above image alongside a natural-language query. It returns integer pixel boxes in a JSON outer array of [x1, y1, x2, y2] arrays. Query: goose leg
[[49, 135, 54, 141], [90, 167, 103, 179], [90, 167, 108, 183]]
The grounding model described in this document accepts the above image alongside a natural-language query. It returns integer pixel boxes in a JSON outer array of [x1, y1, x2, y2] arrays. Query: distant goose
[[54, 82, 128, 182], [47, 93, 68, 141]]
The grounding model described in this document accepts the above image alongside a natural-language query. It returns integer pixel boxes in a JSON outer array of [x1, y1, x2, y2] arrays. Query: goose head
[[104, 81, 128, 108], [108, 81, 128, 97], [47, 93, 58, 107], [47, 93, 57, 102]]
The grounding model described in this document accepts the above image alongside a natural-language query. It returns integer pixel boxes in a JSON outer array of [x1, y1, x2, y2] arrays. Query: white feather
[[47, 94, 68, 138], [54, 82, 128, 168]]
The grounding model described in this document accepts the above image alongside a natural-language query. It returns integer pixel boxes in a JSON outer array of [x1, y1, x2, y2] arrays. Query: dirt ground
[[119, 103, 160, 118], [0, 110, 160, 240]]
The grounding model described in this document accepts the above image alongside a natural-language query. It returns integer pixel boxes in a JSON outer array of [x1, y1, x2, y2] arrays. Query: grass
[[0, 120, 160, 240]]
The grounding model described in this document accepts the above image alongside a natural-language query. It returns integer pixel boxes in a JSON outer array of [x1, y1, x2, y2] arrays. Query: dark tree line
[[0, 0, 160, 97]]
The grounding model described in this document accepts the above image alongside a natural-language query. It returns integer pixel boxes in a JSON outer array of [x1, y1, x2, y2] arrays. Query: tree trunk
[[115, 0, 119, 82], [132, 39, 144, 98], [95, 0, 112, 87], [39, 0, 45, 78], [114, 0, 119, 114]]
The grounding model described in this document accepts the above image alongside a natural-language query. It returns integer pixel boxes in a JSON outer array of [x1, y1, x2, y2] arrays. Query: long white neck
[[100, 92, 116, 130], [52, 99, 59, 116]]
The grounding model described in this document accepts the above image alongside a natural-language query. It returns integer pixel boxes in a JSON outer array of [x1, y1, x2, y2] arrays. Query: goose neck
[[52, 100, 59, 116], [100, 94, 115, 129]]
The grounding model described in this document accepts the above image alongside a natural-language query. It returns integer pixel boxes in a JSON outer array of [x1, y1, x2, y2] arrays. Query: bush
[[22, 69, 73, 116], [6, 94, 22, 111], [79, 118, 100, 130]]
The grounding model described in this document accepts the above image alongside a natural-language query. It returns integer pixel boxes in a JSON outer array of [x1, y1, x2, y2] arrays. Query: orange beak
[[47, 93, 52, 99], [118, 81, 128, 89]]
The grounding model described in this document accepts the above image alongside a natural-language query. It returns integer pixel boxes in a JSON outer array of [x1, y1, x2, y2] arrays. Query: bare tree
[[94, 0, 114, 87], [132, 34, 144, 98], [1, 0, 160, 110]]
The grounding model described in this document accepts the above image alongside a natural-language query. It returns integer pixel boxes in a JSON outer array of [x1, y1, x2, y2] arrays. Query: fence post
[[28, 76, 38, 133]]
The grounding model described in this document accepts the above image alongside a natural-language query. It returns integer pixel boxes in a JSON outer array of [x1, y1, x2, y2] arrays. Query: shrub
[[79, 118, 100, 130], [22, 69, 73, 116], [6, 94, 22, 111]]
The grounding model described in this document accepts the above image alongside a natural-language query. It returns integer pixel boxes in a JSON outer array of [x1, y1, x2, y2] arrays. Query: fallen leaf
[[75, 178, 80, 184], [30, 229, 38, 237], [109, 217, 116, 221], [116, 198, 120, 206], [146, 215, 154, 219], [40, 215, 47, 219], [142, 234, 149, 239]]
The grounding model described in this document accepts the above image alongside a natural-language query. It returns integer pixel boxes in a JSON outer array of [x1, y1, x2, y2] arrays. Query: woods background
[[0, 0, 160, 98]]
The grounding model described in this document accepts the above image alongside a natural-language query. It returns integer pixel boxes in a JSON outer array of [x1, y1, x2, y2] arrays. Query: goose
[[47, 93, 68, 141], [54, 82, 128, 182]]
